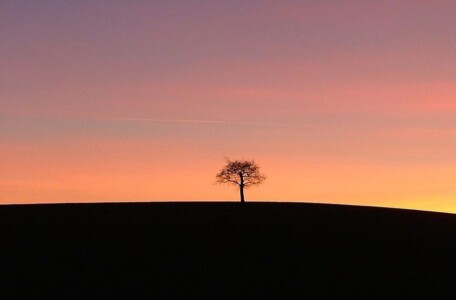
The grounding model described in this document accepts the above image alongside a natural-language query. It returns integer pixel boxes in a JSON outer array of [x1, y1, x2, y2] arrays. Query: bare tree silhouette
[[216, 157, 266, 203]]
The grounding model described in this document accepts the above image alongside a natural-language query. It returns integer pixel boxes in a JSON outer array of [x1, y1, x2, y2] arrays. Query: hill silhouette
[[2, 202, 456, 298]]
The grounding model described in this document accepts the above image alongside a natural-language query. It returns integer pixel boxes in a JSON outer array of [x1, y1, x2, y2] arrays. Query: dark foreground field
[[2, 202, 456, 298]]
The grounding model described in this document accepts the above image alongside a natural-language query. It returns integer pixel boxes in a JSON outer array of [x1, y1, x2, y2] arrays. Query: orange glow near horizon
[[1, 1, 455, 213]]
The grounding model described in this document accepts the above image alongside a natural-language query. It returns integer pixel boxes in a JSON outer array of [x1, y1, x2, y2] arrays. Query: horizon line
[[1, 200, 454, 215]]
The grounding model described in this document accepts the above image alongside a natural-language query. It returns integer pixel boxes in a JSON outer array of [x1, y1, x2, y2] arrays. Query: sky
[[1, 1, 455, 212]]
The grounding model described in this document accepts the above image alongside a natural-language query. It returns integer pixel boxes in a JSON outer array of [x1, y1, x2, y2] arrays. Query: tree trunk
[[239, 173, 245, 203], [240, 185, 245, 203]]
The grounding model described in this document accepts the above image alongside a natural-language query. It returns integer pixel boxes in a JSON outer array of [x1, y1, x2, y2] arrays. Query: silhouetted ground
[[1, 202, 456, 298]]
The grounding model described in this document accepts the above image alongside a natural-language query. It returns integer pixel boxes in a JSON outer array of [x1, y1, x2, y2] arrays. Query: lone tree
[[216, 158, 266, 203]]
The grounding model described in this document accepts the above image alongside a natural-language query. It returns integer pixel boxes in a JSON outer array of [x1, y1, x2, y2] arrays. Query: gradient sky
[[1, 1, 455, 212]]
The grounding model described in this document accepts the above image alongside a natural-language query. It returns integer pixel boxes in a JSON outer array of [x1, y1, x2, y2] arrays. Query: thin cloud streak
[[2, 113, 321, 128], [92, 117, 317, 128]]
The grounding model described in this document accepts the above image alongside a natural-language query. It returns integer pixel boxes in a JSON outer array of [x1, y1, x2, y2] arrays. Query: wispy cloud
[[2, 113, 320, 128], [92, 117, 311, 127]]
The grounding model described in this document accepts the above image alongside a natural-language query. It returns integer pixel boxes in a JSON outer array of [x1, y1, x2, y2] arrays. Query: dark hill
[[2, 202, 456, 298]]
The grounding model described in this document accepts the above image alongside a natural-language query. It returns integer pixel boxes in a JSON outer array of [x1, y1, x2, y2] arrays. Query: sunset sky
[[1, 1, 455, 212]]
